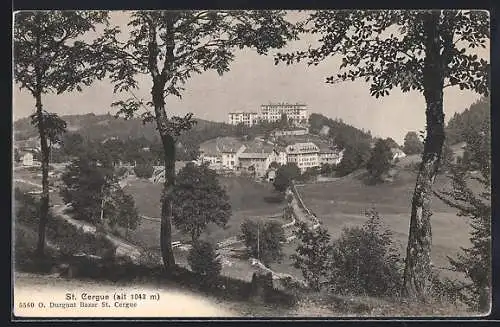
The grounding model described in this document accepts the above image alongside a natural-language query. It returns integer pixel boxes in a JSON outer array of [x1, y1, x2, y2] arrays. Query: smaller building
[[272, 129, 308, 137], [198, 136, 245, 171], [21, 152, 34, 166], [286, 142, 320, 173], [267, 169, 277, 183], [391, 148, 407, 161], [238, 152, 272, 178], [228, 111, 260, 127]]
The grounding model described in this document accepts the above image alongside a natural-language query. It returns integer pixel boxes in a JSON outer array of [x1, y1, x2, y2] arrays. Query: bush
[[366, 139, 393, 182], [14, 188, 40, 226], [291, 221, 332, 291], [240, 219, 286, 266], [14, 225, 37, 267], [115, 166, 129, 178], [134, 163, 154, 179], [187, 240, 222, 286], [327, 209, 403, 297], [45, 214, 117, 259]]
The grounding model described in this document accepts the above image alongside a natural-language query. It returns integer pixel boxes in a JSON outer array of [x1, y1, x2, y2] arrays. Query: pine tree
[[435, 126, 491, 312], [366, 139, 393, 182]]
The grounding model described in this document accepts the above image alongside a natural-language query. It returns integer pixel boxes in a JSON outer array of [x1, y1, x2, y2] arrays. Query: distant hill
[[13, 113, 234, 143]]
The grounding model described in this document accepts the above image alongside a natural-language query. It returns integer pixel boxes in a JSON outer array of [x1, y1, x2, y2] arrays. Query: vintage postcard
[[12, 9, 491, 319]]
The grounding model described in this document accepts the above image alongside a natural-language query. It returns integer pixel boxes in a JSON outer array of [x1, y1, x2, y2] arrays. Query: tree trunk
[[34, 89, 50, 257], [402, 11, 446, 300], [152, 82, 176, 272]]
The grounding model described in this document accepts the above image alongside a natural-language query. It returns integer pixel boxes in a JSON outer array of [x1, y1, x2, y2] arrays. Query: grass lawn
[[126, 176, 285, 249], [296, 169, 476, 278]]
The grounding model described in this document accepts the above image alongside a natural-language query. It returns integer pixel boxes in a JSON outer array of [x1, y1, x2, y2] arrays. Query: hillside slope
[[14, 113, 231, 142]]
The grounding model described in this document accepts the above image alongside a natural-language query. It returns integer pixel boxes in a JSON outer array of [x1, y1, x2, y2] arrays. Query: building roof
[[391, 148, 406, 155], [199, 137, 245, 156], [239, 153, 271, 160], [286, 142, 319, 154], [261, 102, 307, 107], [228, 111, 259, 115], [242, 140, 275, 154]]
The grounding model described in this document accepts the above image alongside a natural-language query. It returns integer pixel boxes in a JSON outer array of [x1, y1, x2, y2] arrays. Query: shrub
[[134, 163, 154, 179], [240, 219, 286, 266], [291, 221, 332, 291], [366, 139, 393, 182], [14, 225, 37, 267], [46, 215, 117, 259], [14, 188, 40, 226], [187, 240, 222, 286], [115, 166, 129, 178], [327, 209, 403, 297]]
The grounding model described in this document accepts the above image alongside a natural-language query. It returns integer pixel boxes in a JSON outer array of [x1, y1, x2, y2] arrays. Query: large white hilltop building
[[228, 102, 308, 127]]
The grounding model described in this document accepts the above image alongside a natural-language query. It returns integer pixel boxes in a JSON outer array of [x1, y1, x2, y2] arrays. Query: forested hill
[[13, 113, 236, 143], [308, 113, 373, 145], [445, 97, 490, 145]]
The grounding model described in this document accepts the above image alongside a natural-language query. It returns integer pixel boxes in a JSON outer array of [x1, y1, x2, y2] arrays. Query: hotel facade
[[228, 102, 309, 127]]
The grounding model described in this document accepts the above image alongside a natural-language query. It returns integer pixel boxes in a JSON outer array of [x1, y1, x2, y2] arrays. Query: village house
[[272, 128, 308, 137], [286, 142, 320, 173], [21, 152, 34, 166], [198, 137, 246, 171], [319, 147, 344, 166], [237, 141, 275, 178], [391, 148, 407, 161]]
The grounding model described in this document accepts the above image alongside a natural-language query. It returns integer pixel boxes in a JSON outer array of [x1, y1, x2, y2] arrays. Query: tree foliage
[[435, 124, 491, 312], [60, 152, 138, 231], [104, 188, 140, 234], [172, 162, 231, 243], [445, 97, 490, 146], [134, 163, 154, 179], [240, 219, 286, 266], [403, 131, 424, 155], [187, 240, 222, 285], [276, 10, 489, 97], [328, 210, 403, 297], [276, 9, 489, 299], [273, 162, 301, 192], [13, 11, 116, 256], [366, 138, 393, 181], [336, 140, 372, 177], [384, 137, 400, 149], [291, 221, 332, 291], [105, 10, 298, 271]]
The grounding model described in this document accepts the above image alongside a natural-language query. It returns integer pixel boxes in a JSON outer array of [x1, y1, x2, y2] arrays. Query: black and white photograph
[[12, 9, 491, 318]]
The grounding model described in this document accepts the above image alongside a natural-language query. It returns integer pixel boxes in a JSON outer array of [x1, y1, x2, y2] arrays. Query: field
[[296, 168, 475, 278], [13, 163, 481, 282], [125, 176, 285, 249]]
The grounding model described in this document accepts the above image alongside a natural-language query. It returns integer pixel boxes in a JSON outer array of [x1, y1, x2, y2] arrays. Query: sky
[[12, 11, 489, 144]]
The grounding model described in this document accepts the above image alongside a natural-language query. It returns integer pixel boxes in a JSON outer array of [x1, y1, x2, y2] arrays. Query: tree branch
[[160, 12, 176, 80], [145, 15, 160, 79]]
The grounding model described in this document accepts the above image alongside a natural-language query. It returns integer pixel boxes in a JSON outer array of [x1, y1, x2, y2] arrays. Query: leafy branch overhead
[[14, 11, 117, 96], [275, 10, 489, 98], [30, 111, 67, 145], [104, 10, 299, 123]]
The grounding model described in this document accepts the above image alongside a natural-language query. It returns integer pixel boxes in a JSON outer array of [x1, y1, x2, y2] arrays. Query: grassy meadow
[[125, 176, 285, 250], [296, 168, 474, 279]]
